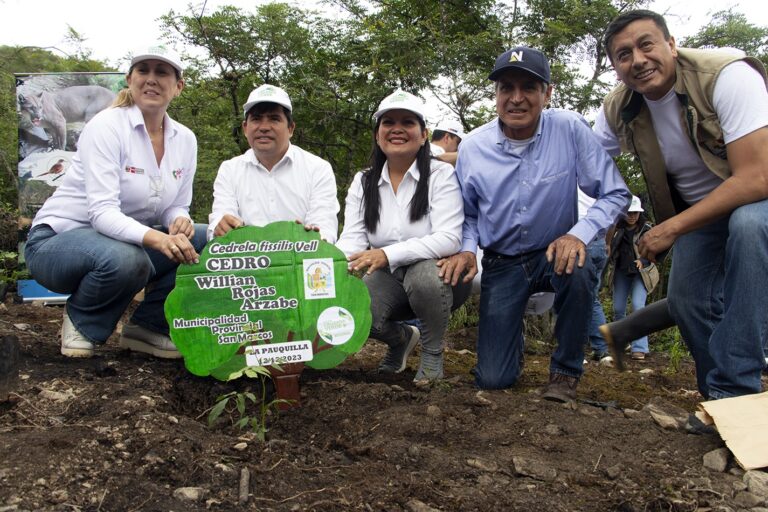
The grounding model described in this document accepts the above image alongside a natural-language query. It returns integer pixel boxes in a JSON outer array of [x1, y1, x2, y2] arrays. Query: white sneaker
[[119, 322, 181, 359], [599, 355, 614, 367], [60, 308, 94, 358]]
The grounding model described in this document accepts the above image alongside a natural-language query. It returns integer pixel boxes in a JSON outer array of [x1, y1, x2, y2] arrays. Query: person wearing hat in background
[[606, 195, 653, 361], [336, 90, 471, 381], [436, 47, 630, 400], [595, 10, 768, 400], [430, 120, 466, 166], [208, 84, 339, 242], [24, 44, 205, 359]]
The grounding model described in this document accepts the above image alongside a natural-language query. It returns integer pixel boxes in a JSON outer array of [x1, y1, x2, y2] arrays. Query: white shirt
[[594, 61, 768, 204], [208, 144, 340, 242], [336, 159, 463, 271], [32, 105, 197, 245], [430, 142, 445, 156]]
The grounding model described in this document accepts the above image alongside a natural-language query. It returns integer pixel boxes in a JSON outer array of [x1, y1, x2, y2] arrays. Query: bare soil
[[1, 299, 764, 512]]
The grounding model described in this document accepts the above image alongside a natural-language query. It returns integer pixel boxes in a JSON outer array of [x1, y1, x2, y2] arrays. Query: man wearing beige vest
[[594, 9, 768, 400]]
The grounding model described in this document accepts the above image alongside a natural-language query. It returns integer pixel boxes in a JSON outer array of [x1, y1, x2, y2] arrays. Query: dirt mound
[[1, 300, 764, 511]]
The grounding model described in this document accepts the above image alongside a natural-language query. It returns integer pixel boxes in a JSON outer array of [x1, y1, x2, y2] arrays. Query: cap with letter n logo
[[489, 46, 551, 83]]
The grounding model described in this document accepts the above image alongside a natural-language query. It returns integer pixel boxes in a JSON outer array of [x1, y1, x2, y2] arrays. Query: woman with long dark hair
[[337, 90, 471, 381], [24, 45, 206, 359]]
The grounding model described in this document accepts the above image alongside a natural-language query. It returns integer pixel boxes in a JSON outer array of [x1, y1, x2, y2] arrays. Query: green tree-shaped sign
[[165, 221, 371, 381]]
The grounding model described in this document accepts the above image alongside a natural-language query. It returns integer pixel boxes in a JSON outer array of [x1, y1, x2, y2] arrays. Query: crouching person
[[24, 46, 206, 358], [337, 90, 471, 381], [438, 47, 630, 400]]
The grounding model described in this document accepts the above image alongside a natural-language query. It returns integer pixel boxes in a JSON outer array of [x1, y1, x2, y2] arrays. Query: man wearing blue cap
[[438, 47, 630, 400]]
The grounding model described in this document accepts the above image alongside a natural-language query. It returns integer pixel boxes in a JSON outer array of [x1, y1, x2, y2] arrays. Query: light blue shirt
[[456, 109, 630, 255]]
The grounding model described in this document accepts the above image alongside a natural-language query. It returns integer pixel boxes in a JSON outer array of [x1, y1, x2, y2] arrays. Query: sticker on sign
[[244, 341, 314, 367]]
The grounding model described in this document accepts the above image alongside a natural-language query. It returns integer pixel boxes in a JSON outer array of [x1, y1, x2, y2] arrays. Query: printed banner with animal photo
[[16, 72, 124, 224]]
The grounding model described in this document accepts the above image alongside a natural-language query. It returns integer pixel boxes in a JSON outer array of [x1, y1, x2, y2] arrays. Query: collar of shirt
[[245, 143, 295, 171], [127, 104, 178, 140], [494, 114, 543, 150], [379, 159, 420, 187]]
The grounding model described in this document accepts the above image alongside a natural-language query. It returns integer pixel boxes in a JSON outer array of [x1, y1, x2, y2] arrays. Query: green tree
[[680, 9, 768, 67]]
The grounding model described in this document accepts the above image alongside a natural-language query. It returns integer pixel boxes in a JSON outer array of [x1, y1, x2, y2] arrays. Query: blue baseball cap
[[488, 46, 551, 83]]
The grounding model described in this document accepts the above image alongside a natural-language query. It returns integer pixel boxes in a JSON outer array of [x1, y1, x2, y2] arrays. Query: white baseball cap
[[130, 44, 183, 75], [243, 84, 292, 117], [434, 120, 466, 139], [373, 89, 427, 122], [628, 195, 644, 212]]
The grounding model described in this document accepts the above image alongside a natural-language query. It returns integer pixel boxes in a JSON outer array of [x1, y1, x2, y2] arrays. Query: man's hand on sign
[[214, 214, 244, 237], [348, 248, 388, 274], [295, 219, 323, 239]]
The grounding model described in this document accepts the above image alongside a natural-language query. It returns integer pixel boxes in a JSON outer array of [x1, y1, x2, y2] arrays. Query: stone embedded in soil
[[605, 464, 622, 480], [215, 463, 236, 474], [733, 491, 764, 508], [173, 487, 207, 501], [702, 448, 730, 472], [643, 398, 687, 430], [512, 456, 557, 482], [49, 489, 68, 504], [426, 405, 442, 418], [233, 442, 248, 451], [745, 470, 768, 499], [466, 458, 499, 473], [405, 498, 440, 512], [38, 389, 74, 402]]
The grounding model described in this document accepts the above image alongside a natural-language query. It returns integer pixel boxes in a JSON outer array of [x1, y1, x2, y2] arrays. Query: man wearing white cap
[[430, 120, 465, 166], [208, 84, 339, 242]]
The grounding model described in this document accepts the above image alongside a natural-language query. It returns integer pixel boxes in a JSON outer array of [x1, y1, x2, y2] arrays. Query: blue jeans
[[612, 271, 648, 353], [668, 199, 768, 399], [587, 238, 608, 354], [365, 259, 471, 356], [475, 248, 593, 389], [25, 224, 208, 343]]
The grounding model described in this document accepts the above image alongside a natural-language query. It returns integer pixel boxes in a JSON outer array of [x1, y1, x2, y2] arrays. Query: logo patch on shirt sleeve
[[125, 166, 145, 175]]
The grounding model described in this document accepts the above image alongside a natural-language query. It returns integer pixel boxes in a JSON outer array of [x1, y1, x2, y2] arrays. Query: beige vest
[[603, 48, 767, 222]]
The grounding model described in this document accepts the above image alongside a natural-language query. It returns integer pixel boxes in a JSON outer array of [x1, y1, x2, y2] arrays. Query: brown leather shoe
[[541, 373, 579, 403], [631, 352, 646, 361]]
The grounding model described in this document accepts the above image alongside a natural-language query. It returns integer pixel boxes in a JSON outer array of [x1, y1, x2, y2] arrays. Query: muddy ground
[[1, 298, 766, 512]]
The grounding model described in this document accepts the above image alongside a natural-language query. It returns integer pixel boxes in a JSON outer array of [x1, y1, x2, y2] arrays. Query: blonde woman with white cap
[[25, 44, 206, 359], [336, 90, 471, 381], [607, 195, 653, 360]]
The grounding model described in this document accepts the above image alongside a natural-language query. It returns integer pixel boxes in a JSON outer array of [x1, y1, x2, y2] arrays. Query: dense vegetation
[[1, 1, 765, 242]]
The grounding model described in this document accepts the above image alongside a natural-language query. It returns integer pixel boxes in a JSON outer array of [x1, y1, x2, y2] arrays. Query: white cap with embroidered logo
[[434, 120, 466, 139], [130, 44, 183, 75], [243, 84, 293, 117], [373, 89, 427, 122]]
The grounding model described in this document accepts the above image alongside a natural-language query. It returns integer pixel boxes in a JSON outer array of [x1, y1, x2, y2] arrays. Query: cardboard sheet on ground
[[699, 391, 768, 470], [165, 222, 371, 380]]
